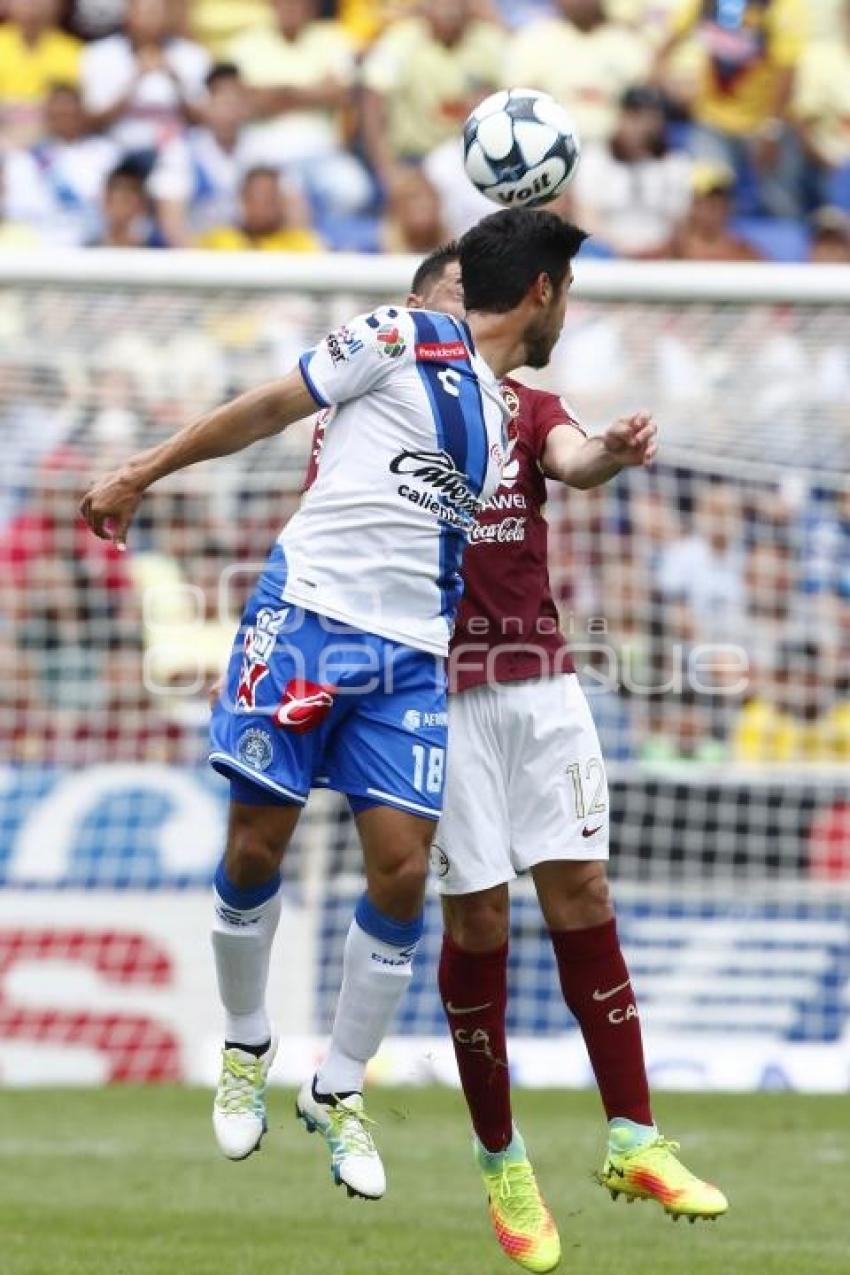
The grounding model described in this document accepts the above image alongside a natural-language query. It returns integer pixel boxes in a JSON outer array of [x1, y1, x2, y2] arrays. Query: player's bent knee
[[443, 887, 510, 952], [368, 851, 429, 921], [535, 861, 614, 930], [224, 803, 294, 889]]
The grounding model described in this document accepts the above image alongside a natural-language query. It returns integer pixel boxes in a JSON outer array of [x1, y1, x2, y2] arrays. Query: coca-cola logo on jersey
[[469, 517, 526, 544]]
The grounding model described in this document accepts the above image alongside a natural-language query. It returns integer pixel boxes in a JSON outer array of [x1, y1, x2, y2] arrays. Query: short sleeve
[[530, 388, 586, 459], [298, 309, 411, 409]]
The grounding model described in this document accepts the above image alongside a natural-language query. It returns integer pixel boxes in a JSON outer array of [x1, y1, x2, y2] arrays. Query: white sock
[[211, 872, 282, 1048], [316, 902, 421, 1095]]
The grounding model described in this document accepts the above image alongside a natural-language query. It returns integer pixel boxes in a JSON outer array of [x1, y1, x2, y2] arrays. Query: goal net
[[1, 251, 848, 1090]]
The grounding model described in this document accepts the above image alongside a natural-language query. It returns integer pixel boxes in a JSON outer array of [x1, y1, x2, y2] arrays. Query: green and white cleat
[[295, 1077, 386, 1200], [212, 1034, 277, 1161]]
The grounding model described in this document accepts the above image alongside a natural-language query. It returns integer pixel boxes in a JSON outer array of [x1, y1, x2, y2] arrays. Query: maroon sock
[[550, 918, 653, 1126], [438, 933, 512, 1152]]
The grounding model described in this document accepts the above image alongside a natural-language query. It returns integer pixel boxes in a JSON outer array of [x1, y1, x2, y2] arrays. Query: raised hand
[[601, 412, 658, 468]]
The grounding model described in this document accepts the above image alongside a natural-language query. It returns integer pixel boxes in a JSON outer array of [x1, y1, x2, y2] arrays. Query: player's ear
[[533, 273, 553, 307], [406, 291, 422, 309]]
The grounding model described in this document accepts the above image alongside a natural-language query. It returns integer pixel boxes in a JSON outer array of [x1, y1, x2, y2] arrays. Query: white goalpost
[[1, 250, 848, 1090]]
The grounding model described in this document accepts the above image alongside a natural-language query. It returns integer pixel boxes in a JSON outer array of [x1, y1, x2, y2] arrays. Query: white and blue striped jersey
[[282, 306, 510, 657]]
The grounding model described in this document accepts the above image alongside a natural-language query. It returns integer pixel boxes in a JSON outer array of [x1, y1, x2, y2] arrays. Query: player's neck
[[466, 313, 528, 380]]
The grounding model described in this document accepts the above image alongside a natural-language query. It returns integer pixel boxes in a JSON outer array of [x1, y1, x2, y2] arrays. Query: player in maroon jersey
[[297, 241, 726, 1267], [425, 238, 727, 1270]]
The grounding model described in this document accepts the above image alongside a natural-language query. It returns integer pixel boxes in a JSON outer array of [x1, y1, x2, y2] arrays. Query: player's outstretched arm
[[80, 371, 317, 547], [542, 412, 658, 490]]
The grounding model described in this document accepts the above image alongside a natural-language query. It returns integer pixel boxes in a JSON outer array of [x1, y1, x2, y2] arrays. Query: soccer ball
[[463, 88, 581, 209]]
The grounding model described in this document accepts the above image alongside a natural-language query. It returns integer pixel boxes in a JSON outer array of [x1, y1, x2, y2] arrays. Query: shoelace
[[326, 1101, 378, 1157], [218, 1052, 263, 1114], [495, 1162, 547, 1231], [618, 1136, 698, 1188]]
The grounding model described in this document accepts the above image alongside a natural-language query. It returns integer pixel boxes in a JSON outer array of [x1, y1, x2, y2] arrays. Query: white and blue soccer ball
[[463, 88, 581, 209]]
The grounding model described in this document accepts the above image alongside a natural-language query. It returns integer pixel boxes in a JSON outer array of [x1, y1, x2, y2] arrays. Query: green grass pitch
[[0, 1087, 845, 1275]]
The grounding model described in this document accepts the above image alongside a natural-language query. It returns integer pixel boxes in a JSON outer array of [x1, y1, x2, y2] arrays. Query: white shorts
[[433, 674, 609, 895]]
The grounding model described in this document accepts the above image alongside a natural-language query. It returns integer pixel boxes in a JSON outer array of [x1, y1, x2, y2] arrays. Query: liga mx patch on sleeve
[[376, 324, 406, 358]]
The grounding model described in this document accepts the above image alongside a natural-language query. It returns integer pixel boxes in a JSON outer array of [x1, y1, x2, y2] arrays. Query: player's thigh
[[355, 803, 434, 921], [434, 686, 513, 897], [323, 640, 448, 822], [210, 548, 339, 803], [506, 674, 610, 872]]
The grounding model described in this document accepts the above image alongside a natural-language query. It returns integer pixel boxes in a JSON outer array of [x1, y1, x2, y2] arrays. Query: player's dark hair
[[459, 209, 587, 313], [410, 241, 459, 297], [206, 62, 240, 91]]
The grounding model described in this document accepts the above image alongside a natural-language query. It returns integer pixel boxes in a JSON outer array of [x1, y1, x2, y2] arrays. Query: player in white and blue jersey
[[79, 209, 588, 1201]]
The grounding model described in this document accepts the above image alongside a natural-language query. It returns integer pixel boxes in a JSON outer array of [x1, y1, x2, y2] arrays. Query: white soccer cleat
[[295, 1077, 386, 1200], [213, 1034, 278, 1160]]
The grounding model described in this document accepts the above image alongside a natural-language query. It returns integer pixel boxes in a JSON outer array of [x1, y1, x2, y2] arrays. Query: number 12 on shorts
[[566, 758, 607, 820], [411, 744, 445, 794]]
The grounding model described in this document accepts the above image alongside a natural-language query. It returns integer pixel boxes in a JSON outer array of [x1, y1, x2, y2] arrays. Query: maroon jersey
[[448, 377, 580, 693], [303, 407, 331, 493], [301, 379, 580, 693]]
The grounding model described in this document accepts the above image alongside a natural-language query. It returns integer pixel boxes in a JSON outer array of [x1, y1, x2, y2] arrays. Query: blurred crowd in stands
[[1, 0, 850, 262], [1, 0, 849, 778], [1, 280, 848, 771]]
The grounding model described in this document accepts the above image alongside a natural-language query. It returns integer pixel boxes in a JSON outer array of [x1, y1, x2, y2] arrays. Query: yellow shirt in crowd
[[227, 19, 355, 96], [363, 17, 505, 160], [671, 0, 808, 136], [337, 0, 420, 47], [198, 226, 324, 253], [227, 17, 356, 157], [190, 0, 274, 58], [733, 699, 850, 763], [0, 23, 81, 145], [793, 38, 850, 167], [506, 14, 651, 144]]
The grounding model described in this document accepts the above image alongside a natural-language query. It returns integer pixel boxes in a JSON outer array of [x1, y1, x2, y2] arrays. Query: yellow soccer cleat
[[597, 1127, 728, 1223], [476, 1132, 561, 1273]]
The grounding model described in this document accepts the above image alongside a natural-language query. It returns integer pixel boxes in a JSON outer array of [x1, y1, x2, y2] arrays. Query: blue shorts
[[209, 547, 448, 819]]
